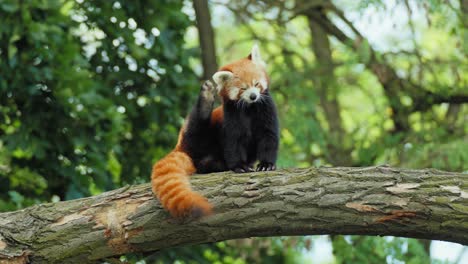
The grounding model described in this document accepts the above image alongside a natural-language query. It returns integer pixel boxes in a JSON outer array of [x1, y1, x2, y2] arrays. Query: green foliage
[[0, 0, 466, 263], [332, 236, 432, 264], [0, 0, 197, 209], [123, 237, 307, 264], [401, 138, 468, 171]]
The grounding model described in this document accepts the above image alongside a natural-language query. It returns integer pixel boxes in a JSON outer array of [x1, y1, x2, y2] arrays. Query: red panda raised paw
[[151, 44, 278, 219]]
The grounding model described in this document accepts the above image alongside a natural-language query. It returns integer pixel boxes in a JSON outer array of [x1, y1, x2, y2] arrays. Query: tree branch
[[193, 0, 218, 80], [308, 9, 352, 166], [413, 92, 468, 112], [0, 167, 467, 263], [304, 6, 468, 132]]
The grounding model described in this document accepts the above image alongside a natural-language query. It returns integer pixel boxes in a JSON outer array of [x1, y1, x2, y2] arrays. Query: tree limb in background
[[0, 166, 467, 263], [217, 1, 468, 134], [303, 5, 468, 133], [462, 0, 468, 25], [304, 7, 412, 132], [193, 0, 218, 80], [308, 9, 352, 166]]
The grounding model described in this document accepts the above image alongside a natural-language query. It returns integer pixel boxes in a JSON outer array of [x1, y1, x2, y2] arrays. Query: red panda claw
[[257, 162, 276, 171], [233, 167, 246, 173], [202, 80, 214, 91]]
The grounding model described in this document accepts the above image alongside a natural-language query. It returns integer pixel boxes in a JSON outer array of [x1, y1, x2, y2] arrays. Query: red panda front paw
[[198, 80, 215, 119], [232, 164, 254, 173], [201, 80, 215, 99], [256, 162, 276, 171]]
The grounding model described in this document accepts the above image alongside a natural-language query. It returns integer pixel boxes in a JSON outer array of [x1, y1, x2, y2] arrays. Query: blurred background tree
[[0, 0, 466, 263]]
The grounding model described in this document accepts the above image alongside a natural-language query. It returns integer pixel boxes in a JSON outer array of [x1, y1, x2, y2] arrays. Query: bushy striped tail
[[151, 151, 213, 218]]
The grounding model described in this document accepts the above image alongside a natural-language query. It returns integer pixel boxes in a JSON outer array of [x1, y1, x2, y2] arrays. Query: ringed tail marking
[[151, 151, 213, 217]]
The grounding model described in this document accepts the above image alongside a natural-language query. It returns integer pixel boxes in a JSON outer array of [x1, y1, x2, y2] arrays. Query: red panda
[[151, 44, 279, 218]]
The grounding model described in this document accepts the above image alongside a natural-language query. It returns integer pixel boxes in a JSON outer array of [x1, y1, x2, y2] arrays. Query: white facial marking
[[250, 44, 266, 68], [241, 87, 261, 103], [228, 87, 240, 100], [212, 71, 234, 92], [253, 78, 268, 91], [259, 78, 268, 89]]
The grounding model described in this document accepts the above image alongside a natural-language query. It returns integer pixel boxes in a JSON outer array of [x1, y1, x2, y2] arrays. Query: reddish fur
[[151, 109, 223, 218], [217, 57, 269, 101], [151, 150, 212, 218], [210, 106, 224, 126], [151, 54, 266, 218]]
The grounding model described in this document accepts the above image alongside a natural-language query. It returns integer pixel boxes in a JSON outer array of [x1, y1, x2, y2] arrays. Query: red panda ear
[[212, 71, 234, 91], [248, 44, 266, 68]]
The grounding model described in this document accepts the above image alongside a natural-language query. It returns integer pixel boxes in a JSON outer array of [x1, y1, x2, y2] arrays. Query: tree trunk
[[462, 0, 468, 17], [308, 9, 352, 166], [0, 166, 467, 263], [193, 0, 218, 80]]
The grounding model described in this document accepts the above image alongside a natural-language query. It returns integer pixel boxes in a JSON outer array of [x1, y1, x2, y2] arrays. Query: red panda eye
[[254, 82, 260, 87]]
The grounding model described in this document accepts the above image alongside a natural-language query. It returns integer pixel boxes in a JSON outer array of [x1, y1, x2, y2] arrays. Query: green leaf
[[0, 0, 19, 13]]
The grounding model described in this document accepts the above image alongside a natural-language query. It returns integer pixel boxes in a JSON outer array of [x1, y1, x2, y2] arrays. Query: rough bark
[[0, 166, 467, 263], [193, 0, 218, 80]]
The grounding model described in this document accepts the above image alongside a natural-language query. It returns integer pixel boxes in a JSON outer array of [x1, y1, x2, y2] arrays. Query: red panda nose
[[250, 94, 257, 101]]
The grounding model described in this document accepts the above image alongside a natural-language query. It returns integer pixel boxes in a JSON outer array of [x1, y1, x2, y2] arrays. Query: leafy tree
[[0, 0, 197, 210], [0, 0, 466, 263]]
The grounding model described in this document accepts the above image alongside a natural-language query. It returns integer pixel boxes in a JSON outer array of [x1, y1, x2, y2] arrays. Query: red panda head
[[213, 44, 269, 104]]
